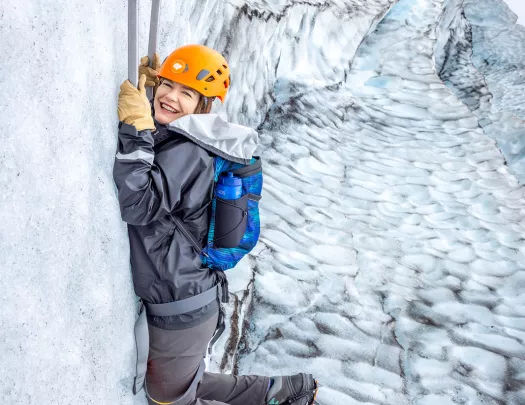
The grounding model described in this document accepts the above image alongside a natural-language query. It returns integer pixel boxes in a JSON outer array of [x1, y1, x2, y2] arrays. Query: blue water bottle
[[216, 172, 242, 200]]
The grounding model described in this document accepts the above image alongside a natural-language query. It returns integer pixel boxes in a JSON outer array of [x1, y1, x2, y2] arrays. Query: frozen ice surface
[[232, 1, 525, 405], [1, 0, 525, 404]]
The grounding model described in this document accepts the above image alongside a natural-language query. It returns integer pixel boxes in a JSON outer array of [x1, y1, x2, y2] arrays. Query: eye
[[163, 81, 172, 88], [183, 91, 193, 97]]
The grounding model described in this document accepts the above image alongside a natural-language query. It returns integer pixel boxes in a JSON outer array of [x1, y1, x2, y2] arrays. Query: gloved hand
[[118, 74, 155, 131], [139, 52, 161, 95]]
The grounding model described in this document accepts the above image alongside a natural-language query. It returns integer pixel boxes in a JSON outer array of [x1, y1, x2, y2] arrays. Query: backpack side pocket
[[202, 157, 263, 271], [214, 194, 248, 248]]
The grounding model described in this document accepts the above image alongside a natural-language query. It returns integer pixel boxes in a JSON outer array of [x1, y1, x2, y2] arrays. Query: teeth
[[161, 103, 178, 113]]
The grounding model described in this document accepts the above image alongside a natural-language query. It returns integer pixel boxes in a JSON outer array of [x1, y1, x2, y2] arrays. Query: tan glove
[[139, 52, 161, 95], [118, 74, 155, 131]]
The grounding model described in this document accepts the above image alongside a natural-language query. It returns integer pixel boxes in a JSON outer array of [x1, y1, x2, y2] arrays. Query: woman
[[114, 44, 318, 405]]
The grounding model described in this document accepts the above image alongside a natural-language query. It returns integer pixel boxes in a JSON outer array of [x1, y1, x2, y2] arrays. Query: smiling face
[[153, 79, 201, 124]]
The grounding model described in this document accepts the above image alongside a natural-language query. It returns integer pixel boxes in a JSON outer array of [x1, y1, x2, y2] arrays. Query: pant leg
[[146, 311, 269, 405], [146, 311, 218, 404], [197, 372, 270, 405]]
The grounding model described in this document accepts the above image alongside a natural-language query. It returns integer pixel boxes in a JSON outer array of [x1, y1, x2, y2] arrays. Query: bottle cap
[[219, 172, 242, 187]]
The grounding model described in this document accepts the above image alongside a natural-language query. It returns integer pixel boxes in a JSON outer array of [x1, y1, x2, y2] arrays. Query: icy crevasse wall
[[0, 2, 138, 404], [0, 1, 395, 404], [466, 0, 525, 119], [435, 0, 525, 179], [154, 0, 396, 128]]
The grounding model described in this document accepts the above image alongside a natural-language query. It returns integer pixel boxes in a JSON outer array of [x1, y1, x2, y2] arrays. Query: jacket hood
[[167, 114, 259, 165]]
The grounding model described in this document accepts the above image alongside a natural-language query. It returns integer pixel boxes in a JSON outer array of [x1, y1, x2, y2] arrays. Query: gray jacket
[[113, 114, 258, 329]]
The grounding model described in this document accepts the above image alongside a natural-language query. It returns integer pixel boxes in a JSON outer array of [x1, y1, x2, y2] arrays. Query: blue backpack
[[173, 156, 263, 271]]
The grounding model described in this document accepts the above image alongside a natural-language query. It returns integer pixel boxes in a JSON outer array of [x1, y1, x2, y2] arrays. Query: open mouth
[[160, 102, 180, 114]]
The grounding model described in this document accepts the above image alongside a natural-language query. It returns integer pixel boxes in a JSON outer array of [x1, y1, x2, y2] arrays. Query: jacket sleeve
[[112, 122, 208, 226]]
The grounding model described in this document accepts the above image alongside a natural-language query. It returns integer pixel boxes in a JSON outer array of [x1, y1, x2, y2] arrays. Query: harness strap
[[145, 284, 220, 316], [133, 301, 149, 395], [208, 271, 228, 354], [208, 306, 226, 355]]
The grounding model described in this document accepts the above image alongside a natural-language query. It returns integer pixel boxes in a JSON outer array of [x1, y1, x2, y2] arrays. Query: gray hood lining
[[167, 114, 258, 165]]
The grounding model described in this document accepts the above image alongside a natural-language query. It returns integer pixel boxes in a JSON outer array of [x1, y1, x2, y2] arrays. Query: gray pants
[[146, 311, 270, 405]]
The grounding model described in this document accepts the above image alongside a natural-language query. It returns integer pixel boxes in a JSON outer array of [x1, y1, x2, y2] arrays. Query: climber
[[113, 44, 319, 405]]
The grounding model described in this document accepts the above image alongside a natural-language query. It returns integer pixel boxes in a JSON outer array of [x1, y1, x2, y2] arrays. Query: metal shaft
[[128, 0, 139, 87], [147, 0, 161, 99]]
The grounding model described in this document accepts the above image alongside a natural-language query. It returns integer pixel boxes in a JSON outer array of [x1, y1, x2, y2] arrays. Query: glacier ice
[[1, 0, 524, 404]]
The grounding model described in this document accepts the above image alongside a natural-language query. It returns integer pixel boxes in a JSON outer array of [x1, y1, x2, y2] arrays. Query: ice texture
[[1, 0, 525, 404], [0, 2, 138, 404], [436, 0, 525, 180], [228, 1, 525, 405]]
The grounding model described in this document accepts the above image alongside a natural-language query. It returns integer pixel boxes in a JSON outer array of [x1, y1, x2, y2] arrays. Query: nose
[[164, 88, 180, 106]]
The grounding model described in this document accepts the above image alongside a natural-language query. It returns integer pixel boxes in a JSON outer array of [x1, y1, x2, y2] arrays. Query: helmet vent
[[205, 76, 216, 82], [222, 64, 228, 69], [216, 69, 223, 76], [196, 69, 211, 81]]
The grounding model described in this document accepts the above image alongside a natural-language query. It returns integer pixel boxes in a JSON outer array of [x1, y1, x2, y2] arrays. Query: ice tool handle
[[128, 0, 139, 87], [127, 0, 161, 96], [147, 0, 161, 99]]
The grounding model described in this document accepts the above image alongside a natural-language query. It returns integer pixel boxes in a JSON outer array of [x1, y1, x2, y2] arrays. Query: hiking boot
[[265, 373, 319, 405]]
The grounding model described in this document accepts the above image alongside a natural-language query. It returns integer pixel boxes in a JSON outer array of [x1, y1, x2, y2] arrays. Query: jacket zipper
[[159, 223, 175, 271]]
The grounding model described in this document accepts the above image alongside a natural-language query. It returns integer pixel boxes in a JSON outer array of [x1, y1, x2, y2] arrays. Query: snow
[[1, 0, 525, 405]]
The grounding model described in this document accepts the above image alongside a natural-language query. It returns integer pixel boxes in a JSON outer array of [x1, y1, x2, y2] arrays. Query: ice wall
[[0, 1, 140, 404], [153, 0, 396, 128], [0, 1, 395, 404], [435, 0, 525, 179]]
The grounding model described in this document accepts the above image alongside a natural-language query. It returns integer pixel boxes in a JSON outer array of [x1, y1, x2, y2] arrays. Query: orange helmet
[[158, 44, 231, 103]]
